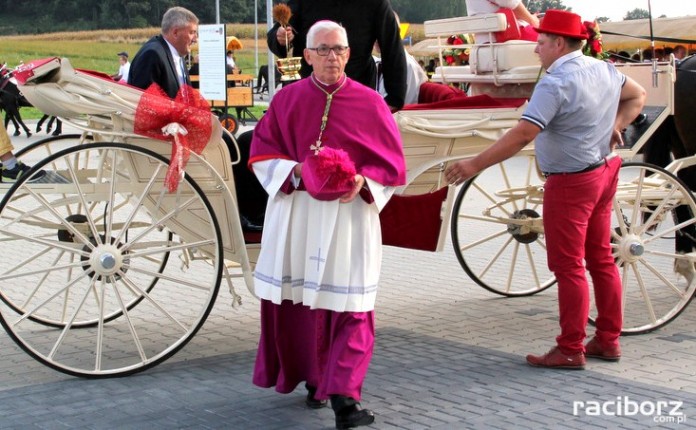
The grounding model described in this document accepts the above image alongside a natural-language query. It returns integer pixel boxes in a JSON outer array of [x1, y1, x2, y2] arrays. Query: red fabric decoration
[[134, 84, 212, 192], [380, 186, 449, 251], [416, 82, 467, 105], [404, 94, 527, 111], [301, 146, 357, 201]]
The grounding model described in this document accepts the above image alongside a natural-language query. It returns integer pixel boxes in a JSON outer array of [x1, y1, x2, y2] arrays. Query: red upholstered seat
[[405, 93, 527, 111], [415, 82, 467, 105]]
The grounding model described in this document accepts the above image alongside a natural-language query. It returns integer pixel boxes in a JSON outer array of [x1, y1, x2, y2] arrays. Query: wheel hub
[[616, 233, 644, 264], [507, 209, 540, 244], [80, 236, 130, 281]]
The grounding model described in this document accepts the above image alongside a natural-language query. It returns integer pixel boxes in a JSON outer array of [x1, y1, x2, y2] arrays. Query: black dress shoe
[[240, 215, 263, 232], [305, 384, 327, 409], [331, 395, 374, 429], [335, 405, 374, 429]]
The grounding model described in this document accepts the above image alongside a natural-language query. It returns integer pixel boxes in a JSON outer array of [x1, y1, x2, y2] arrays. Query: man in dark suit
[[128, 6, 199, 98], [267, 0, 407, 111], [128, 6, 263, 232]]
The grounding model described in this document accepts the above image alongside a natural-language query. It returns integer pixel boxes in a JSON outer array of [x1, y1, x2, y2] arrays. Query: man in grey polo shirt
[[445, 10, 646, 370]]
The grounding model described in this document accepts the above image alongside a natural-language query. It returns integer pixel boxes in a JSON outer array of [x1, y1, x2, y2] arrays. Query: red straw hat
[[534, 9, 588, 40]]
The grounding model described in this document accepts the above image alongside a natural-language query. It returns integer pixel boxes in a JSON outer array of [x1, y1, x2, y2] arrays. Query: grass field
[[0, 23, 425, 119], [0, 25, 270, 119]]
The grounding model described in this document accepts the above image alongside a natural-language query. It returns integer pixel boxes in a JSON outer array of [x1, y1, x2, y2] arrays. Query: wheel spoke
[[0, 142, 223, 376], [451, 155, 553, 296]]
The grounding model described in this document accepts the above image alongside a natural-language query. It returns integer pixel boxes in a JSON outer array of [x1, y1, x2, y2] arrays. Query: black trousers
[[224, 130, 268, 224]]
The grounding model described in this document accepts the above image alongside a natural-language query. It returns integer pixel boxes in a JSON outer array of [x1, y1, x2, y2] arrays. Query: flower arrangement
[[583, 20, 608, 60], [443, 34, 472, 65]]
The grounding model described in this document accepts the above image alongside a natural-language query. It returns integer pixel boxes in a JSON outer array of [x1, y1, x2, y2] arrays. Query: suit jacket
[[266, 0, 407, 109], [128, 35, 189, 99]]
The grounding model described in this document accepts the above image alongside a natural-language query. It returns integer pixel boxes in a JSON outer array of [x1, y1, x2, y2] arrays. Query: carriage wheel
[[14, 133, 87, 159], [0, 143, 223, 377], [11, 134, 173, 328], [451, 153, 555, 296], [589, 162, 696, 335], [218, 113, 239, 135]]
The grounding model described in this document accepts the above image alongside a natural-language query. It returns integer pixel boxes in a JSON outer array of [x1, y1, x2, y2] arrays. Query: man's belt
[[543, 153, 617, 178]]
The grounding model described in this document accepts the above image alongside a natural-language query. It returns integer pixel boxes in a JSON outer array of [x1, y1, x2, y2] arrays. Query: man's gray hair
[[306, 20, 348, 48], [162, 7, 199, 34]]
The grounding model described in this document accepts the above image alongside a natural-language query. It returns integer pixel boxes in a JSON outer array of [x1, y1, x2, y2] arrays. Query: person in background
[[267, 0, 407, 111], [188, 54, 200, 88], [445, 10, 646, 370], [376, 12, 428, 105], [250, 20, 406, 429], [111, 52, 130, 83], [673, 45, 687, 63], [611, 50, 630, 63], [226, 49, 237, 71], [424, 58, 438, 80], [654, 48, 666, 62], [0, 120, 44, 182], [642, 48, 653, 62], [254, 64, 281, 94], [127, 7, 261, 232], [465, 0, 539, 44], [128, 7, 198, 98]]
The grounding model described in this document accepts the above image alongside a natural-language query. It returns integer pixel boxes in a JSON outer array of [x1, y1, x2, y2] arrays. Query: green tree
[[624, 8, 650, 20], [524, 0, 569, 14]]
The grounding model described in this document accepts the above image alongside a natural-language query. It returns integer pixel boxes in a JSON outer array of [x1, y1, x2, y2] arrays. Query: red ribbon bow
[[134, 84, 212, 192]]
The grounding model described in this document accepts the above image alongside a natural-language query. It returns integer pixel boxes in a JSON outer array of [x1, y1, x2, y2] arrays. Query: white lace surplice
[[251, 159, 393, 313]]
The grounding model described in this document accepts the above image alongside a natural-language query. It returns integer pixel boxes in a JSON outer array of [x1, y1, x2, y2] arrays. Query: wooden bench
[[190, 73, 254, 108]]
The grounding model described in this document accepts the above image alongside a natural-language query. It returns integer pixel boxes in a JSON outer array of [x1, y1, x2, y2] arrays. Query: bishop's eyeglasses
[[307, 45, 349, 56]]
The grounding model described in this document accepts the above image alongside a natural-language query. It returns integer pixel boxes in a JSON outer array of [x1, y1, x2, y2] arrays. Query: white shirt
[[377, 51, 428, 105], [118, 61, 130, 83], [521, 51, 626, 173], [165, 40, 186, 84]]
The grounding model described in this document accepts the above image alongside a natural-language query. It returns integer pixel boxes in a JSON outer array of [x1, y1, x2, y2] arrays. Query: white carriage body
[[14, 58, 256, 287]]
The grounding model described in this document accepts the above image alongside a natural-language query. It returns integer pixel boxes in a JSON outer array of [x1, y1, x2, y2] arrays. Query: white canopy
[[600, 16, 696, 51]]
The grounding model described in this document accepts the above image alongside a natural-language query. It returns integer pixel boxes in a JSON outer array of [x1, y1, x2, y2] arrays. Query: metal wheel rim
[[451, 154, 555, 297], [0, 142, 223, 377]]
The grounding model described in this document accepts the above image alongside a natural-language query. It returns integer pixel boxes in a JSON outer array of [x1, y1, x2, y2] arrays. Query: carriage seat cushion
[[416, 82, 467, 105], [470, 41, 539, 74], [403, 93, 526, 111]]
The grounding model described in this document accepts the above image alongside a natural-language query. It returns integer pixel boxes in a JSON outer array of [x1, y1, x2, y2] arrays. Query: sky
[[560, 0, 696, 22]]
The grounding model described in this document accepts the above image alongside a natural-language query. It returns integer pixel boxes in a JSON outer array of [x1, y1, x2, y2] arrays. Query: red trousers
[[543, 156, 623, 355]]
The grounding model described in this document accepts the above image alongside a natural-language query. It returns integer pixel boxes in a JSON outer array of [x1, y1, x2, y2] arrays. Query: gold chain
[[309, 74, 347, 154]]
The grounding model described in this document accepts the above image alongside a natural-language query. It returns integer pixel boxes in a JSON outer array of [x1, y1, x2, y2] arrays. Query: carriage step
[[25, 170, 71, 184], [621, 105, 667, 149]]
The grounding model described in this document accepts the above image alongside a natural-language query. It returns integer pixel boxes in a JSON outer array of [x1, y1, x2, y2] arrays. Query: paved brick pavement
[[0, 122, 694, 429]]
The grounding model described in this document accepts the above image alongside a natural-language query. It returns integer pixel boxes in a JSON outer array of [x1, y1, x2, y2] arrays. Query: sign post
[[197, 24, 227, 101]]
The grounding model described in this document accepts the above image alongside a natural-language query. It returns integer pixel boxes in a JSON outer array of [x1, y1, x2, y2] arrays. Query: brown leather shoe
[[526, 346, 586, 370], [585, 337, 621, 362]]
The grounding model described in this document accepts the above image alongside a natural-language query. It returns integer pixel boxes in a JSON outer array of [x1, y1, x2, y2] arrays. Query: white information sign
[[197, 24, 227, 101]]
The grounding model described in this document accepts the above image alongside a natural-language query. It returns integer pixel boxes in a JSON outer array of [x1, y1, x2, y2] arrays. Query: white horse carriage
[[0, 13, 694, 378]]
